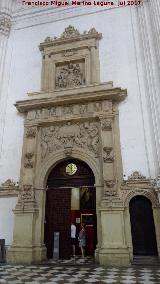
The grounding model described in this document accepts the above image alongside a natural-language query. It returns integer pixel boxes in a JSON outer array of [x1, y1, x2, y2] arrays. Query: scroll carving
[[56, 63, 83, 89], [103, 147, 114, 163], [26, 127, 37, 138], [40, 122, 99, 160]]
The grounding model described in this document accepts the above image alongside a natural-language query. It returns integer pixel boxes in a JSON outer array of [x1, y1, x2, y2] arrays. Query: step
[[132, 256, 160, 266]]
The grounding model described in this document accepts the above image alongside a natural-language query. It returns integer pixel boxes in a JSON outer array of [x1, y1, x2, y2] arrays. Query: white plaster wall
[[0, 197, 17, 245], [0, 5, 155, 184]]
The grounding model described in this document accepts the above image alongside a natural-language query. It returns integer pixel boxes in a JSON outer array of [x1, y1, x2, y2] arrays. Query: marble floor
[[0, 257, 160, 284]]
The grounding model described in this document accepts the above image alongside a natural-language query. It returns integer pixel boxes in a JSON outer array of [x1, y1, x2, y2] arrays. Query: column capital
[[0, 12, 12, 37]]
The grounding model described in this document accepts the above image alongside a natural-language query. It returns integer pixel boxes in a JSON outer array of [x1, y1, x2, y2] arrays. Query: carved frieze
[[56, 62, 84, 89], [40, 121, 99, 160], [26, 127, 37, 138], [103, 147, 114, 163], [24, 153, 34, 168], [26, 100, 112, 122]]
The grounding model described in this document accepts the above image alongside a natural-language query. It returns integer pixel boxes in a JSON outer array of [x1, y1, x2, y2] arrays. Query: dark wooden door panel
[[45, 188, 71, 259], [129, 196, 158, 256]]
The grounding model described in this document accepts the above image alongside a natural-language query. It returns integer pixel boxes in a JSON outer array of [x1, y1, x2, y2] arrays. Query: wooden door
[[129, 196, 158, 256], [44, 188, 71, 259]]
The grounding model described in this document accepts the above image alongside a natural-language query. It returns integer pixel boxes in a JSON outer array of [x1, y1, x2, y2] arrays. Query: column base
[[6, 245, 47, 264], [98, 247, 131, 266]]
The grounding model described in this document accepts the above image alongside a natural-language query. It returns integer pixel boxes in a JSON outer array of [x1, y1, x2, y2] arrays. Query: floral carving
[[103, 147, 114, 163], [40, 122, 99, 160], [26, 127, 36, 138], [100, 118, 112, 131], [56, 63, 83, 89], [24, 153, 34, 168]]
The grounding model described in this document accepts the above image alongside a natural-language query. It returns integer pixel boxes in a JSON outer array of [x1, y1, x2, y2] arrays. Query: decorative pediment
[[121, 171, 152, 189], [0, 179, 19, 196]]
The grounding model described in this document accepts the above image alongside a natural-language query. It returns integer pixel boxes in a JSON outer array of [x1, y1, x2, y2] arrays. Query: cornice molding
[[12, 5, 120, 30], [15, 82, 127, 113]]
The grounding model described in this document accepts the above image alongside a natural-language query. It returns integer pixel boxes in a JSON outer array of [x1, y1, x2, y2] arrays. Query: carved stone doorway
[[44, 159, 96, 259], [129, 196, 158, 256]]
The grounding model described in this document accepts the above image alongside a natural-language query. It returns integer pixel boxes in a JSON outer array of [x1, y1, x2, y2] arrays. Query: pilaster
[[137, 1, 160, 175], [0, 0, 14, 161]]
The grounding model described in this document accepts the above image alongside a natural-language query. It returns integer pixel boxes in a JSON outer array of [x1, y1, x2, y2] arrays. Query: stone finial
[[128, 171, 146, 181], [60, 25, 80, 39]]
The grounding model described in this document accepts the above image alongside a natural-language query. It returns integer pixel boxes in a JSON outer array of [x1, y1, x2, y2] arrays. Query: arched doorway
[[44, 159, 96, 259], [129, 196, 158, 256]]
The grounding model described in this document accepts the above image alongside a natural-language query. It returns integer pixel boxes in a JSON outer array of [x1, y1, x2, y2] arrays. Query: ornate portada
[[7, 26, 160, 266]]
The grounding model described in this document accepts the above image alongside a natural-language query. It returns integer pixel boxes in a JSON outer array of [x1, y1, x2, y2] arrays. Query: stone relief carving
[[26, 101, 112, 122], [26, 127, 37, 138], [60, 25, 80, 39], [100, 118, 112, 131], [56, 63, 83, 89], [40, 122, 99, 160], [62, 49, 77, 57], [16, 184, 37, 210], [0, 179, 19, 190], [0, 13, 12, 36], [103, 147, 114, 163], [104, 180, 116, 188], [24, 153, 34, 168], [128, 171, 146, 181]]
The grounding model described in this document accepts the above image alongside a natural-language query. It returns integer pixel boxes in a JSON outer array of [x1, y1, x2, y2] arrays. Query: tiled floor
[[0, 257, 160, 283]]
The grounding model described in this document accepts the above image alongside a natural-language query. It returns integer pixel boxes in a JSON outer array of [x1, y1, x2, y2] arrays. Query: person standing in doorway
[[78, 224, 86, 258], [71, 222, 76, 257]]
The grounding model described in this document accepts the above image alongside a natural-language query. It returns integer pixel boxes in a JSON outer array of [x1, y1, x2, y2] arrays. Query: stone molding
[[0, 12, 12, 36], [0, 179, 19, 189], [15, 83, 127, 114], [40, 26, 102, 48], [0, 179, 19, 196], [13, 6, 116, 30]]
